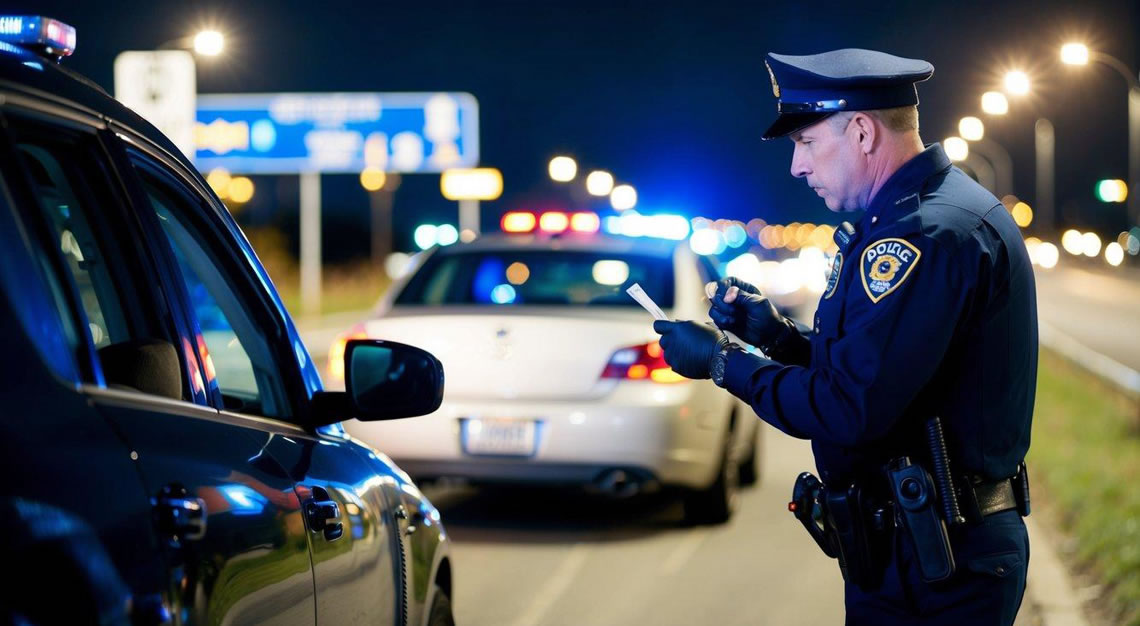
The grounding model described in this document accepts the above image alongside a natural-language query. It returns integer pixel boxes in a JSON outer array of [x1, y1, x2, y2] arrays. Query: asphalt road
[[293, 262, 1110, 625], [1033, 263, 1140, 372], [422, 427, 846, 626]]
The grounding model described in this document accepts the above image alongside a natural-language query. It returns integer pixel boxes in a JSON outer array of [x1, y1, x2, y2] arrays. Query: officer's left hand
[[652, 320, 727, 380]]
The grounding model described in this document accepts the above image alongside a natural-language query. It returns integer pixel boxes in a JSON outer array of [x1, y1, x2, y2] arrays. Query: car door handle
[[153, 485, 207, 547], [305, 498, 343, 541]]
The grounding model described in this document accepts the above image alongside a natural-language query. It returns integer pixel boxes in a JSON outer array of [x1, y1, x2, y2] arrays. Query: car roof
[[0, 44, 196, 173], [431, 233, 681, 259]]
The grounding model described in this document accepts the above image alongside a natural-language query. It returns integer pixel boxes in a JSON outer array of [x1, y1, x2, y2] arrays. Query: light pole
[[983, 73, 1056, 232], [1036, 119, 1055, 231], [1061, 43, 1140, 225], [958, 116, 1014, 197], [972, 139, 1014, 198]]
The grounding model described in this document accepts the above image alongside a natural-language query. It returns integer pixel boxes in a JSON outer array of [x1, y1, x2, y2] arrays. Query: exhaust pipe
[[594, 469, 644, 499]]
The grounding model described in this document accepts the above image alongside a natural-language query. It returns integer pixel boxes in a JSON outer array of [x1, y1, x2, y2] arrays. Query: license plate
[[462, 419, 537, 456]]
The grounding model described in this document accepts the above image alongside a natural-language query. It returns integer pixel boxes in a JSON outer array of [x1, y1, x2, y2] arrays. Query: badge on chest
[[861, 238, 921, 303]]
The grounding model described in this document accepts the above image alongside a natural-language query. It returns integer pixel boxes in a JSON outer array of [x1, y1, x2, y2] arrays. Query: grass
[[272, 261, 390, 318], [244, 228, 391, 318], [1029, 349, 1140, 625]]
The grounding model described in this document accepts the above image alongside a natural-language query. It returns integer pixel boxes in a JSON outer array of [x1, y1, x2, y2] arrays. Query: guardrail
[[1038, 321, 1140, 421]]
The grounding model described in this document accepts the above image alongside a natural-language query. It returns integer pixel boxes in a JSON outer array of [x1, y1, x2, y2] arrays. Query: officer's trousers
[[845, 509, 1029, 626]]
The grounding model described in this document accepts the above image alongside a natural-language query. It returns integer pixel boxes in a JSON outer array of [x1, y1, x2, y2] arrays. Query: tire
[[427, 585, 455, 626], [738, 428, 760, 487], [682, 425, 739, 525]]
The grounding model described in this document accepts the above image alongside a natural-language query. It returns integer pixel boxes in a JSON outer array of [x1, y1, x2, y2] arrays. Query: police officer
[[653, 49, 1037, 625]]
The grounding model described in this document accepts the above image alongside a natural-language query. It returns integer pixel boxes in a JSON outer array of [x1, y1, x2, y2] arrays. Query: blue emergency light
[[0, 16, 76, 60]]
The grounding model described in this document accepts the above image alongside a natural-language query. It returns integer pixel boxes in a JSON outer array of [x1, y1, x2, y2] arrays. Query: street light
[[548, 156, 577, 182], [192, 30, 224, 56], [1004, 70, 1031, 95], [610, 184, 637, 210], [959, 116, 984, 141], [1059, 42, 1140, 225], [944, 136, 969, 162], [1060, 43, 1090, 66], [981, 91, 1009, 115], [586, 170, 615, 196]]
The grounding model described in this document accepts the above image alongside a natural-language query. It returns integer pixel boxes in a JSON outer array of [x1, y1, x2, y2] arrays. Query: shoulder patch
[[860, 237, 921, 303], [824, 252, 843, 299]]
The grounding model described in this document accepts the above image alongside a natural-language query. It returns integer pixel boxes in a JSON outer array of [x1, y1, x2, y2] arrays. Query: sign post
[[114, 50, 197, 157]]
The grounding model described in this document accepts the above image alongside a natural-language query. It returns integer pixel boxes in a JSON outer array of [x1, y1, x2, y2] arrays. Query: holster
[[789, 472, 891, 591]]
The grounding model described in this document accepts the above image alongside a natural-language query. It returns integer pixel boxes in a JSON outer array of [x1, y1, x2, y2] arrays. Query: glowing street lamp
[[586, 170, 615, 196], [1060, 43, 1090, 66], [610, 184, 637, 210], [1004, 70, 1030, 96], [1060, 43, 1140, 225], [944, 136, 969, 162], [959, 116, 985, 141], [548, 156, 577, 182], [981, 91, 1009, 115], [193, 30, 224, 56]]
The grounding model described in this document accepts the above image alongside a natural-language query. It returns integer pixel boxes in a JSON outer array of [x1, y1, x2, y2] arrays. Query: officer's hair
[[830, 106, 919, 134]]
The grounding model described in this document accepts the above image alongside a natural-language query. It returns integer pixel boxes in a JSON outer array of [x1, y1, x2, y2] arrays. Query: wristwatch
[[758, 317, 799, 358], [710, 338, 734, 388]]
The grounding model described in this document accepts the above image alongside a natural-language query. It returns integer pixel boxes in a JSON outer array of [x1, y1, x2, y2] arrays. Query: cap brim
[[761, 112, 832, 141]]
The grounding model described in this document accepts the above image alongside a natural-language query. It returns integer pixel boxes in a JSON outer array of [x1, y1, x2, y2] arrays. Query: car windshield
[[395, 249, 675, 308]]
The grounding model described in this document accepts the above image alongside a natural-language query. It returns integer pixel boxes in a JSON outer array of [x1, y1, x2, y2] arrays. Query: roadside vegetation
[[1030, 350, 1140, 626]]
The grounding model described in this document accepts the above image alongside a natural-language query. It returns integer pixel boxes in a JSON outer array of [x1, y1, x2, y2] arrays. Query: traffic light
[[1095, 179, 1128, 203]]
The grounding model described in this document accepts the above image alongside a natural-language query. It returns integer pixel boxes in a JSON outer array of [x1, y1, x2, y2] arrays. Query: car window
[[8, 117, 185, 399], [130, 158, 291, 418], [395, 250, 675, 307], [15, 138, 127, 350]]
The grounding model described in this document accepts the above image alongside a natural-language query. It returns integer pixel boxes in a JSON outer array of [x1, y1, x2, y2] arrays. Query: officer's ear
[[849, 112, 877, 154]]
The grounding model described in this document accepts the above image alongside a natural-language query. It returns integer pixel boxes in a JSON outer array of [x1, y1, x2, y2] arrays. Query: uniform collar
[[862, 143, 951, 228]]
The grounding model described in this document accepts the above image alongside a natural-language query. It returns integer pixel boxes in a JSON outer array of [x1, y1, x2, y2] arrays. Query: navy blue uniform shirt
[[722, 144, 1038, 483]]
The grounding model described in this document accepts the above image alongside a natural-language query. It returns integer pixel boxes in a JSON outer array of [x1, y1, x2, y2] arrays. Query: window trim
[[0, 108, 182, 392], [120, 145, 313, 426]]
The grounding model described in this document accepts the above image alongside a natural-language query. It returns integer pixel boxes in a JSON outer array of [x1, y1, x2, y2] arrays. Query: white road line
[[510, 543, 591, 626], [661, 527, 711, 575]]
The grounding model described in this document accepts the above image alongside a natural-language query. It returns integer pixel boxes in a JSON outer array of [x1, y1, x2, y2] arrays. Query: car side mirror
[[346, 338, 444, 420], [308, 339, 444, 428]]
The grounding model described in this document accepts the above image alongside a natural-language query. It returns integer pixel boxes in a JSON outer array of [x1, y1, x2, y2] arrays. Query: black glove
[[707, 277, 791, 350], [652, 320, 728, 380]]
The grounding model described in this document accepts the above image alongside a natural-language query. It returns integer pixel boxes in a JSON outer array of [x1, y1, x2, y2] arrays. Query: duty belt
[[959, 473, 1026, 522]]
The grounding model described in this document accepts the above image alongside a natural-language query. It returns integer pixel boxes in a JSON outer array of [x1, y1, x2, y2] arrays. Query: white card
[[626, 283, 668, 320]]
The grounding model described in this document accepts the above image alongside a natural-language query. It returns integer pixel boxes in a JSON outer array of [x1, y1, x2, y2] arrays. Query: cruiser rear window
[[395, 250, 674, 308]]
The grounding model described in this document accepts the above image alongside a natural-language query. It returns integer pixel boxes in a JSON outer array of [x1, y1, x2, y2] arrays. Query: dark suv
[[0, 17, 454, 625]]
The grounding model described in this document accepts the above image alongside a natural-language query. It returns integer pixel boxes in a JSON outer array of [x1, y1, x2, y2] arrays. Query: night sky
[[21, 0, 1140, 259]]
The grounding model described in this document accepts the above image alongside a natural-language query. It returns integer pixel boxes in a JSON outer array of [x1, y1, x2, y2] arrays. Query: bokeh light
[[586, 170, 615, 196], [981, 91, 1009, 115], [958, 116, 985, 141], [506, 262, 530, 285], [1105, 242, 1124, 266], [1081, 232, 1102, 257], [548, 156, 578, 182]]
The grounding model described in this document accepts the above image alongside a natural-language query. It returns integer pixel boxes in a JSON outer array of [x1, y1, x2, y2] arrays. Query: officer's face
[[789, 115, 867, 212]]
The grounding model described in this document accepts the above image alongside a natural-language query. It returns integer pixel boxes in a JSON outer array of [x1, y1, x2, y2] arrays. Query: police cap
[[761, 48, 934, 140]]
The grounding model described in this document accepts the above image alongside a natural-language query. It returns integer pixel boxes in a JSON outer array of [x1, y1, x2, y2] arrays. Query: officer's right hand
[[707, 277, 788, 349]]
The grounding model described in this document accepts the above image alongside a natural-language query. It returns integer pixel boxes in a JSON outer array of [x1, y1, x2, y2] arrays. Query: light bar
[[539, 211, 570, 233], [570, 212, 600, 233], [501, 211, 536, 233], [0, 16, 76, 58]]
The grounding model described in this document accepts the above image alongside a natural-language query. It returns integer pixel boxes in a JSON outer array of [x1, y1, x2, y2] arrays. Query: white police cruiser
[[330, 211, 762, 525]]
